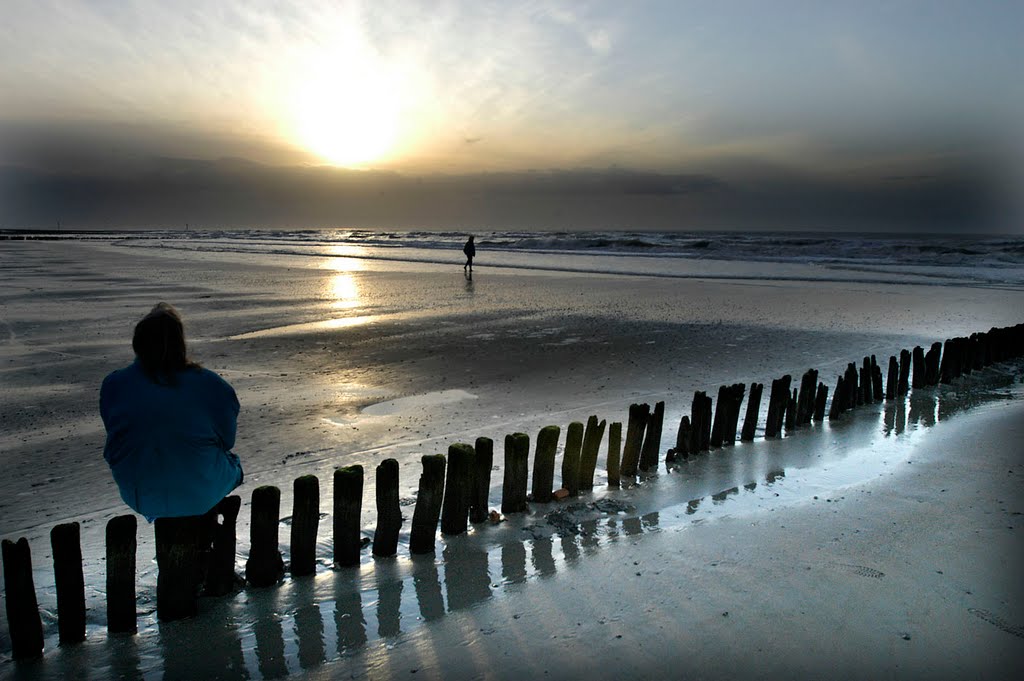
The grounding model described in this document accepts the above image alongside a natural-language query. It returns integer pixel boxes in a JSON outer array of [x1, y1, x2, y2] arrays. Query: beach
[[1, 232, 1023, 679]]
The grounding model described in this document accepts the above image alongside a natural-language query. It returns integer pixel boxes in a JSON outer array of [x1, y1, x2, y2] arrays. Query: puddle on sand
[[361, 389, 478, 416], [227, 315, 382, 339]]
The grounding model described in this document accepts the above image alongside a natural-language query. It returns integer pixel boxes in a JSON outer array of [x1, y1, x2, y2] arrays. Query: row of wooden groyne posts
[[3, 323, 1022, 661]]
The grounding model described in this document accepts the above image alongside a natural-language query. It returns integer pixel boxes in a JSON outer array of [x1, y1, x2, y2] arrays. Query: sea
[[3, 228, 1024, 287]]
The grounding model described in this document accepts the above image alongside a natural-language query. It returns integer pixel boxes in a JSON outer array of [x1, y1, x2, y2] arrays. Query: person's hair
[[132, 302, 199, 384]]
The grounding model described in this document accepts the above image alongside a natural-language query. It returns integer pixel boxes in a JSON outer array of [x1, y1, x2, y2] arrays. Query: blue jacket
[[100, 361, 243, 519]]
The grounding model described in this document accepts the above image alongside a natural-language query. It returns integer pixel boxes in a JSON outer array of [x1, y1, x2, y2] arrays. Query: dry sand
[[1, 239, 1022, 679]]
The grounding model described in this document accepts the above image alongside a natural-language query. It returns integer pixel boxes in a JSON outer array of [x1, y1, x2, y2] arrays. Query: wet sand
[[1, 238, 1022, 678]]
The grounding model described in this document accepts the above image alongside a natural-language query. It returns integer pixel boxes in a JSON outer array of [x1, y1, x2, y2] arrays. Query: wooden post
[[333, 465, 364, 567], [620, 403, 649, 477], [531, 425, 561, 503], [204, 495, 241, 597], [784, 388, 797, 433], [925, 342, 942, 385], [106, 515, 137, 634], [741, 382, 763, 441], [898, 349, 911, 395], [374, 459, 402, 555], [501, 432, 530, 514], [813, 382, 829, 421], [579, 416, 607, 491], [2, 538, 44, 659], [828, 375, 845, 420], [668, 415, 691, 461], [639, 401, 664, 470], [860, 358, 872, 404], [441, 444, 474, 535], [724, 384, 745, 444], [155, 515, 203, 621], [710, 386, 728, 448], [886, 356, 898, 399], [796, 370, 817, 426], [410, 454, 446, 554], [607, 422, 622, 488], [469, 437, 493, 524], [695, 392, 713, 452], [246, 486, 284, 587], [561, 421, 585, 495], [291, 475, 320, 576], [766, 375, 791, 437], [939, 338, 955, 383], [912, 346, 926, 389], [51, 522, 86, 645], [871, 357, 884, 402]]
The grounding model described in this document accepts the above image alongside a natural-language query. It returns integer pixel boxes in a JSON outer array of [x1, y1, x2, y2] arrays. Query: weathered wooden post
[[886, 356, 898, 399], [898, 349, 911, 395], [247, 486, 285, 587], [374, 459, 402, 555], [106, 515, 137, 634], [409, 454, 446, 554], [813, 382, 829, 421], [796, 370, 817, 426], [501, 432, 530, 514], [291, 475, 320, 576], [871, 357, 884, 402], [333, 465, 364, 567], [724, 384, 745, 445], [607, 422, 622, 488], [579, 416, 607, 491], [620, 403, 649, 477], [2, 538, 44, 659], [925, 342, 942, 385], [441, 444, 474, 535], [911, 346, 925, 389], [698, 393, 713, 451], [668, 415, 691, 461], [784, 388, 798, 432], [204, 495, 241, 597], [531, 425, 561, 503], [939, 338, 955, 383], [741, 382, 763, 441], [155, 516, 203, 620], [710, 386, 728, 448], [828, 375, 845, 420], [860, 358, 872, 404], [51, 522, 86, 645], [470, 437, 493, 524], [639, 401, 665, 470], [766, 375, 792, 437], [562, 421, 585, 495]]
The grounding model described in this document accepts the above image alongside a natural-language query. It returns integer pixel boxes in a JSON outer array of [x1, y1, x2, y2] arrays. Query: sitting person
[[100, 302, 243, 520]]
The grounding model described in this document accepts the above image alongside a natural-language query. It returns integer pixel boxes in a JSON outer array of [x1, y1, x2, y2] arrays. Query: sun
[[290, 52, 403, 168]]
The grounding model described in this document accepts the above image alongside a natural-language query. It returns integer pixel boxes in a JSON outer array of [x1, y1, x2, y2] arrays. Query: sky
[[1, 0, 1021, 231]]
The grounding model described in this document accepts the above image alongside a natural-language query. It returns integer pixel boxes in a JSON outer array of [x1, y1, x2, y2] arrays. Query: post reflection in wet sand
[[291, 579, 326, 670], [531, 537, 557, 577], [501, 540, 528, 585], [253, 590, 288, 679], [374, 559, 403, 639], [443, 543, 491, 612], [411, 555, 445, 621], [334, 569, 367, 656], [106, 635, 143, 681]]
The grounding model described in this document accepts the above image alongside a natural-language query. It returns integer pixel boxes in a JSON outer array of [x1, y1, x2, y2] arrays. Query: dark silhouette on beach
[[463, 235, 475, 272]]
